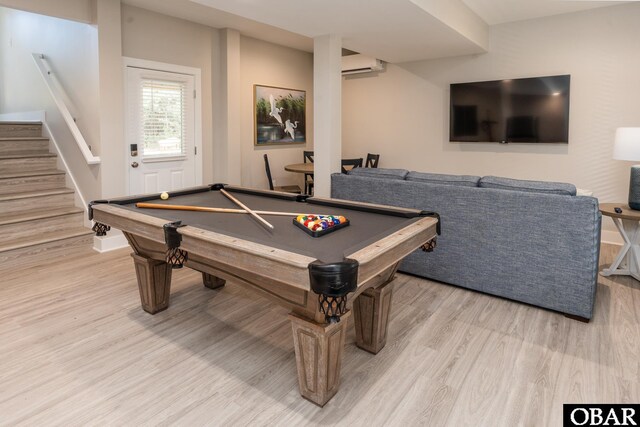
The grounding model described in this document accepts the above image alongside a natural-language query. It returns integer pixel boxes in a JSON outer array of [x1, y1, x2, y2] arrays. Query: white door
[[126, 66, 198, 195]]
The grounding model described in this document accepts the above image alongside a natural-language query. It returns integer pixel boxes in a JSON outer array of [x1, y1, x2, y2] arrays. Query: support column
[[312, 35, 342, 198], [96, 0, 125, 198], [213, 28, 242, 185], [289, 311, 351, 406]]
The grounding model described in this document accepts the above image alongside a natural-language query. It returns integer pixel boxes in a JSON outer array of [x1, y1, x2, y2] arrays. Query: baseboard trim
[[601, 229, 623, 246], [93, 231, 128, 253]]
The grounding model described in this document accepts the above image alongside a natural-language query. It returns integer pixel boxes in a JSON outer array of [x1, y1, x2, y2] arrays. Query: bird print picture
[[254, 85, 306, 145]]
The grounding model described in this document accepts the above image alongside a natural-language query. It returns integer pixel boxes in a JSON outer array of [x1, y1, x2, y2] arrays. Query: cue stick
[[135, 202, 329, 217], [220, 189, 274, 230]]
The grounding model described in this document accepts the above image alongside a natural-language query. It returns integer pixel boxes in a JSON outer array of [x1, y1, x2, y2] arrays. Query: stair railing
[[31, 53, 101, 165]]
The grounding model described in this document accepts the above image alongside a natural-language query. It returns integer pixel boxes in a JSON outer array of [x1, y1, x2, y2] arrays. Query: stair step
[[0, 170, 66, 195], [0, 228, 93, 259], [0, 154, 57, 174], [0, 188, 75, 214], [0, 169, 65, 179], [0, 208, 85, 241], [0, 122, 42, 138], [0, 188, 74, 201], [0, 206, 84, 226], [0, 153, 56, 160], [0, 137, 50, 156]]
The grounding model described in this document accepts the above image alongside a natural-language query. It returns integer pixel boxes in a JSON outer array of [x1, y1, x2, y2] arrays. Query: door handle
[[131, 161, 139, 168]]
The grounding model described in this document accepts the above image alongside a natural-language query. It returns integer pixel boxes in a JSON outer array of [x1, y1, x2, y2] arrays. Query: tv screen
[[450, 75, 570, 143]]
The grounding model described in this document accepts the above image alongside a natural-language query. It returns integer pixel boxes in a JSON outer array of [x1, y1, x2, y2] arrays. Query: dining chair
[[303, 151, 314, 163], [341, 158, 363, 174], [303, 150, 314, 195], [365, 153, 380, 168], [264, 154, 301, 194]]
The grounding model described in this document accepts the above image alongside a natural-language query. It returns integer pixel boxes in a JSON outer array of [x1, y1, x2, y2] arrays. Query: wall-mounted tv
[[450, 75, 570, 143]]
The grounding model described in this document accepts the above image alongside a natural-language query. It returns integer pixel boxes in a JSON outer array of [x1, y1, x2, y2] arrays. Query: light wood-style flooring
[[1, 243, 638, 426]]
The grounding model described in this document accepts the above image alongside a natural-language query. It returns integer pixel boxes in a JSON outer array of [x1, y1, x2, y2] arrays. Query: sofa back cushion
[[406, 171, 480, 187], [347, 167, 409, 180], [479, 176, 576, 196]]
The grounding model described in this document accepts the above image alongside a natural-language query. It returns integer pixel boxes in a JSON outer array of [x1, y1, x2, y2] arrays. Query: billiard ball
[[160, 192, 169, 200]]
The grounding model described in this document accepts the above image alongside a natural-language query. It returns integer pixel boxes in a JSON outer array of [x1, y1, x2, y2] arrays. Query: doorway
[[124, 58, 202, 195]]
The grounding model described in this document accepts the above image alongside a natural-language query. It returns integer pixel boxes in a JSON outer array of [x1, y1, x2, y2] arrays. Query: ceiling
[[462, 0, 628, 25], [124, 0, 633, 63], [189, 0, 490, 63]]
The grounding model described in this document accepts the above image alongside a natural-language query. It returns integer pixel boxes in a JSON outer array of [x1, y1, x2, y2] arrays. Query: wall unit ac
[[341, 54, 384, 75]]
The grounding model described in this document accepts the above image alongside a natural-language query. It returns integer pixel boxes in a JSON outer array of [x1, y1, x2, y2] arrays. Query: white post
[[313, 34, 342, 198], [96, 0, 125, 198], [214, 28, 242, 185]]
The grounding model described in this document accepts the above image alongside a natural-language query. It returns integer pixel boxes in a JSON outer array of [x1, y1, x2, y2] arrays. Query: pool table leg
[[288, 311, 351, 407], [131, 253, 172, 314], [353, 280, 394, 354], [202, 272, 226, 290]]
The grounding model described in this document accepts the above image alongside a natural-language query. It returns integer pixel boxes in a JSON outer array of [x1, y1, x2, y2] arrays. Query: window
[[140, 79, 186, 157]]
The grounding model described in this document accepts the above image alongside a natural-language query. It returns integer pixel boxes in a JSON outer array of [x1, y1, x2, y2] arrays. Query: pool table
[[89, 184, 439, 406]]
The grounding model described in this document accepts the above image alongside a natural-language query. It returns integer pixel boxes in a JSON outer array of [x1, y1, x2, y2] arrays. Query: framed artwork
[[254, 84, 306, 146]]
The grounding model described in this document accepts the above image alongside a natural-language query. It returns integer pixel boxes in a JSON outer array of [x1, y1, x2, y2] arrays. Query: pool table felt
[[118, 190, 422, 264]]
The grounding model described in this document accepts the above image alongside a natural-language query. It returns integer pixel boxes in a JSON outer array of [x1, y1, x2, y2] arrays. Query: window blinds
[[141, 79, 186, 157]]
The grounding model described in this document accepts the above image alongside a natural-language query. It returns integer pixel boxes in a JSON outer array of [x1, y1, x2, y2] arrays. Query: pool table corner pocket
[[308, 259, 359, 323]]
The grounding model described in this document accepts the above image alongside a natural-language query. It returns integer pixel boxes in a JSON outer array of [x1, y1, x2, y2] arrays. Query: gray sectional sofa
[[331, 168, 602, 320]]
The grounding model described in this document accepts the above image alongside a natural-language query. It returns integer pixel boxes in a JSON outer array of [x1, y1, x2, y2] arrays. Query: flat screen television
[[449, 75, 570, 143]]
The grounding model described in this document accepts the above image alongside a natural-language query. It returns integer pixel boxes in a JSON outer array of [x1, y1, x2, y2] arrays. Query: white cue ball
[[160, 192, 169, 200]]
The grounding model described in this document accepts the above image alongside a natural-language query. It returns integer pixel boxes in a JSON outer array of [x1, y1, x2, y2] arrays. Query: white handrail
[[31, 53, 101, 165]]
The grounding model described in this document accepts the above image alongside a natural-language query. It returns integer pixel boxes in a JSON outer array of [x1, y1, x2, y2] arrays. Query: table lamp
[[613, 127, 640, 210]]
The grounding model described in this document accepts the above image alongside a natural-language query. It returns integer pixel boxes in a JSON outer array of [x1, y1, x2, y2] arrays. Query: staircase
[[0, 121, 93, 260]]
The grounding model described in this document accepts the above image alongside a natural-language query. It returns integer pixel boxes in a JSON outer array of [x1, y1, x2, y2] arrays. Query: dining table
[[284, 163, 314, 174], [285, 161, 361, 195], [284, 162, 360, 174]]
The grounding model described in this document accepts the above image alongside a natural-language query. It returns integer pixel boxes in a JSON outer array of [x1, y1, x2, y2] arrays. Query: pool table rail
[[179, 225, 315, 289], [91, 202, 317, 275], [91, 201, 438, 307], [91, 203, 171, 245], [91, 191, 439, 323], [347, 215, 438, 286]]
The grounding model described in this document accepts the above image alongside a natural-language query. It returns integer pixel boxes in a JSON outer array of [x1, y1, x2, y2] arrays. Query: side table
[[600, 203, 640, 281]]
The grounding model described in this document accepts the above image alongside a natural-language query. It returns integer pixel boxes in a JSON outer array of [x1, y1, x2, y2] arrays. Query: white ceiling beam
[[409, 0, 489, 51]]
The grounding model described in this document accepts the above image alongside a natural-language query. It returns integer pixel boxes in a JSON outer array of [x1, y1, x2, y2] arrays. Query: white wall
[[0, 7, 100, 145], [240, 35, 313, 190], [343, 3, 640, 207], [0, 6, 101, 200]]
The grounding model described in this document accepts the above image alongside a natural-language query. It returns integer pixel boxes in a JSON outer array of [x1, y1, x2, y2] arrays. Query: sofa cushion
[[479, 176, 576, 196], [347, 167, 409, 180], [406, 171, 480, 187]]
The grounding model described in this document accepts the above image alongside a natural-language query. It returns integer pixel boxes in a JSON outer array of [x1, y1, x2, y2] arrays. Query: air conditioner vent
[[341, 54, 384, 75]]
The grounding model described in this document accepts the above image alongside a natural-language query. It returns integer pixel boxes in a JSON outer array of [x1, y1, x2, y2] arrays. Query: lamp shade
[[613, 127, 640, 161]]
